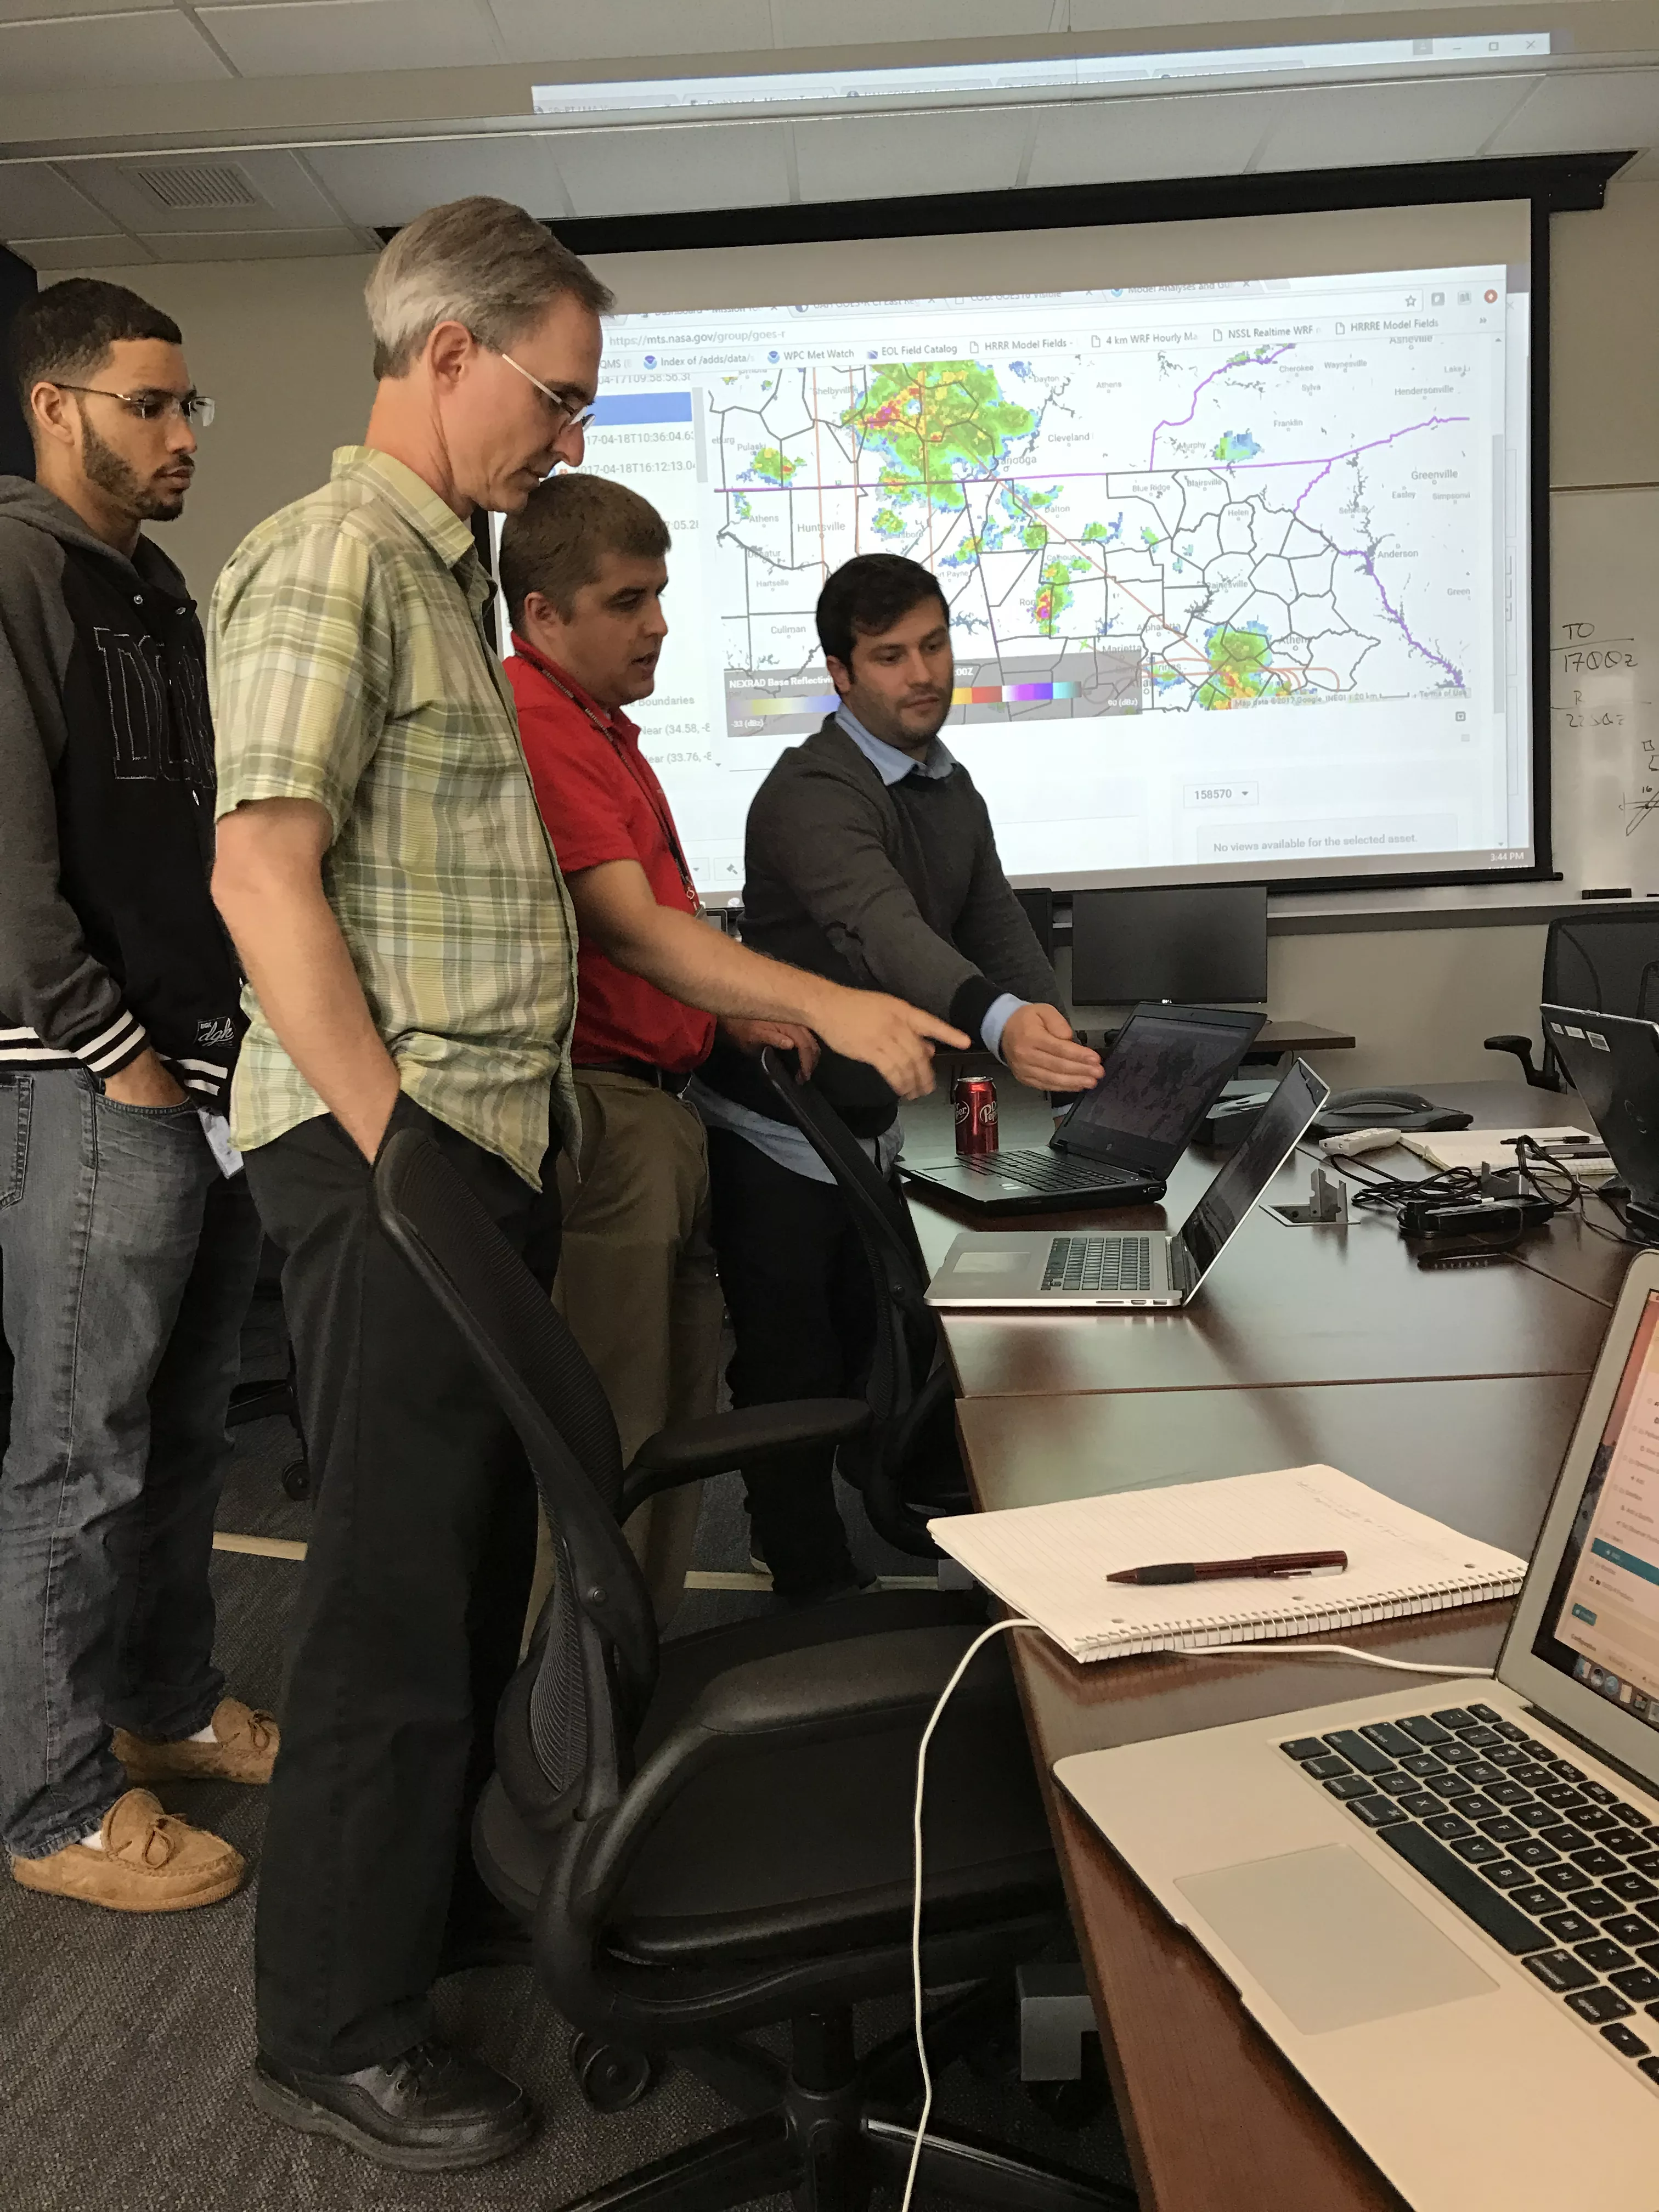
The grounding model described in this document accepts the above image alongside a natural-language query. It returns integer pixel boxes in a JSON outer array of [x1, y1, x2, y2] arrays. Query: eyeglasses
[[52, 383, 215, 428], [497, 351, 595, 436]]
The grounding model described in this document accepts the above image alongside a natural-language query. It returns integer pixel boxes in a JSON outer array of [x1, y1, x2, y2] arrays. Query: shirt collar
[[331, 445, 479, 575], [511, 634, 640, 744], [833, 704, 955, 786]]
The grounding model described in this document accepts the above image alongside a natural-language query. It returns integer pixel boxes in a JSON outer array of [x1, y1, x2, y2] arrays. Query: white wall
[[65, 176, 1659, 1087]]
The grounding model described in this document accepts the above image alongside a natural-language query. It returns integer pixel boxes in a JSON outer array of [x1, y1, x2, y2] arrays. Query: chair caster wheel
[[280, 1456, 311, 1502], [570, 2034, 654, 2113]]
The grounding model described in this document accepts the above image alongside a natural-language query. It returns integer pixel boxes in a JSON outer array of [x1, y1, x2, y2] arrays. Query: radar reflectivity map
[[504, 263, 1532, 895]]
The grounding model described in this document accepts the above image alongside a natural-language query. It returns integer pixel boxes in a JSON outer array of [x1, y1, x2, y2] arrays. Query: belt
[[574, 1058, 693, 1096]]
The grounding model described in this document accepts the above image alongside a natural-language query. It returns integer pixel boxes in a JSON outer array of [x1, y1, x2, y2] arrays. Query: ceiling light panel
[[532, 35, 1553, 124]]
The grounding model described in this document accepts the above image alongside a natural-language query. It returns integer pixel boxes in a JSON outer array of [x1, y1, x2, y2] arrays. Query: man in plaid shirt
[[208, 198, 600, 2171]]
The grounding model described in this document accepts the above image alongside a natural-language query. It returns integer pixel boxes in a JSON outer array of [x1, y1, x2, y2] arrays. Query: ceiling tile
[[0, 0, 170, 15], [307, 136, 575, 225], [197, 0, 500, 77], [793, 109, 1030, 204], [487, 0, 772, 65], [0, 162, 123, 242], [63, 148, 341, 234], [140, 225, 368, 260], [770, 0, 1055, 41], [1482, 67, 1659, 159], [1253, 74, 1542, 172], [550, 122, 793, 217], [13, 235, 155, 269], [0, 10, 229, 91], [1024, 87, 1278, 186]]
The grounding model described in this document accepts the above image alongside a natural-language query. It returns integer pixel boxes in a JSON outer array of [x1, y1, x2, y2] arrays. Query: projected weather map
[[529, 259, 1531, 896]]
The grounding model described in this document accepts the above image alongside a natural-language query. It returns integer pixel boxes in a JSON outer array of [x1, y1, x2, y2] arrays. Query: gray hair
[[365, 196, 613, 380]]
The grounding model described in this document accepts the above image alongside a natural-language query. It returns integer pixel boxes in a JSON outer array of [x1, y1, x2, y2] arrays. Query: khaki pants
[[531, 1071, 723, 1628]]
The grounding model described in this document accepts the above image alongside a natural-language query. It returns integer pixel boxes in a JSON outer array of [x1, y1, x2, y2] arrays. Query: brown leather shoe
[[113, 1697, 279, 1785], [11, 1789, 244, 1912]]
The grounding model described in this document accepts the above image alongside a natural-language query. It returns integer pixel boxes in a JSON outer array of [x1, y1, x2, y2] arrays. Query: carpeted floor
[[0, 1315, 1135, 2212]]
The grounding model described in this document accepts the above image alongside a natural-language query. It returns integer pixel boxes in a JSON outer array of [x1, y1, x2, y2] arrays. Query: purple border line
[[1147, 344, 1293, 467]]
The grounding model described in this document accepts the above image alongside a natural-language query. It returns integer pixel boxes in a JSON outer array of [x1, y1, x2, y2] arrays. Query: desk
[[902, 1074, 1628, 1400], [913, 1077, 1626, 2210]]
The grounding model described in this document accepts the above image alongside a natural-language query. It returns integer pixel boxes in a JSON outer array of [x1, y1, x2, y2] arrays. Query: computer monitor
[[1069, 884, 1269, 1006]]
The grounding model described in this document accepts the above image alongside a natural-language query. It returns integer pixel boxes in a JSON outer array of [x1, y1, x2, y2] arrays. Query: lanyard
[[535, 660, 702, 915]]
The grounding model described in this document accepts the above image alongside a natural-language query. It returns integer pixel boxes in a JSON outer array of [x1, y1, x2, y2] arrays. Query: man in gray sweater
[[693, 554, 1101, 1600]]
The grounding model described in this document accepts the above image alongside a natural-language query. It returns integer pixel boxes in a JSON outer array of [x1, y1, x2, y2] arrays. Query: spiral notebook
[[928, 1464, 1526, 1661]]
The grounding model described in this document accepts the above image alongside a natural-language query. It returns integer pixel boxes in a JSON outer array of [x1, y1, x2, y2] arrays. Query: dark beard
[[78, 409, 188, 523]]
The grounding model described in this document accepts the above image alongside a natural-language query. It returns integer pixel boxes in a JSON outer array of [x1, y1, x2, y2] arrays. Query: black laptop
[[901, 1003, 1264, 1216], [1542, 1004, 1659, 1237]]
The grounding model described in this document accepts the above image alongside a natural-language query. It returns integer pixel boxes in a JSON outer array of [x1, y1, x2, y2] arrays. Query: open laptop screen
[[1175, 1059, 1328, 1284], [1058, 1007, 1257, 1166], [1530, 1289, 1659, 1728]]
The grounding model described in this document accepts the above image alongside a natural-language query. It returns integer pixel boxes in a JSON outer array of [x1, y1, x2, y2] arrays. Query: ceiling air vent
[[126, 161, 264, 212]]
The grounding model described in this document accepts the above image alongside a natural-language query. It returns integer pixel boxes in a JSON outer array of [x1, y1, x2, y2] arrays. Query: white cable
[[902, 1617, 1039, 2212], [1177, 1643, 1498, 1678], [899, 1624, 1496, 2212]]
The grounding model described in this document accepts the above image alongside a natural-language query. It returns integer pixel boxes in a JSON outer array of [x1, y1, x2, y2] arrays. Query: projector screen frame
[[458, 152, 1628, 900]]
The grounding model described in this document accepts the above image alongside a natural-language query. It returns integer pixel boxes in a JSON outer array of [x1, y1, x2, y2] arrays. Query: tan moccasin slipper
[[11, 1789, 244, 1912], [113, 1697, 279, 1786]]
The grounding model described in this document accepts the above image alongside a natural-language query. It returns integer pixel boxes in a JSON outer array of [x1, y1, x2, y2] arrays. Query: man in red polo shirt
[[502, 472, 963, 1617]]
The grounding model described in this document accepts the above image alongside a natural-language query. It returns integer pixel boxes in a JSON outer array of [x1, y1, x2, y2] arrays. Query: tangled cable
[[1326, 1132, 1651, 1260]]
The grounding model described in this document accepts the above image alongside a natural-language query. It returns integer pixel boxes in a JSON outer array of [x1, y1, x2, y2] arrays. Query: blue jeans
[[0, 1069, 262, 1858]]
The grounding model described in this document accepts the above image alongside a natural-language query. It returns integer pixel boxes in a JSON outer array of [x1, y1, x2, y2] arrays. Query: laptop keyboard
[[950, 1150, 1143, 1194], [1282, 1705, 1659, 2085], [1041, 1234, 1154, 1293]]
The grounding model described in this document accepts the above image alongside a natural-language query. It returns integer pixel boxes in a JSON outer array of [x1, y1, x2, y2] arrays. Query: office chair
[[1487, 909, 1659, 1088], [372, 1128, 1129, 2212], [759, 1047, 968, 1559]]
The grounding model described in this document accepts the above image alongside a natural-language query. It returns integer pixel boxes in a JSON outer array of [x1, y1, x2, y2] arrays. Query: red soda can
[[953, 1073, 998, 1158]]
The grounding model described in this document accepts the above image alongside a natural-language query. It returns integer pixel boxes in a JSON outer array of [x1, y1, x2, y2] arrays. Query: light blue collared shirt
[[834, 706, 1025, 1059]]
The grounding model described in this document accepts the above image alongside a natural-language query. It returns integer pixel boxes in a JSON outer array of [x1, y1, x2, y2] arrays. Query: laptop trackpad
[[1176, 1843, 1497, 2034]]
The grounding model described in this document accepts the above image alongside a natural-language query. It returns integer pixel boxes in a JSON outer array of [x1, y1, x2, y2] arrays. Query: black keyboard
[[1282, 1703, 1659, 2085], [950, 1149, 1144, 1195], [1041, 1234, 1154, 1293]]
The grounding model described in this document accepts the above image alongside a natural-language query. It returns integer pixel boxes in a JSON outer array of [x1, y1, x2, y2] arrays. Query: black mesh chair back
[[759, 1049, 963, 1553], [373, 1128, 657, 1829], [1494, 912, 1659, 1088], [1546, 912, 1659, 1024]]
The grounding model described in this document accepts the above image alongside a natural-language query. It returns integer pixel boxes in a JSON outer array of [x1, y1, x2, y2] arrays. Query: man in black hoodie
[[0, 280, 276, 1915]]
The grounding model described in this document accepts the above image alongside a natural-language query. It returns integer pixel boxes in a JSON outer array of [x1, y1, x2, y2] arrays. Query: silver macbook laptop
[[1054, 1251, 1659, 2211], [925, 1058, 1328, 1309]]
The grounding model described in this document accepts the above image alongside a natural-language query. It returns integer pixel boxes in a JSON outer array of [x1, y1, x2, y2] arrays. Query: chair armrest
[[571, 1624, 1015, 1918], [620, 1399, 870, 1515], [1483, 1035, 1564, 1092]]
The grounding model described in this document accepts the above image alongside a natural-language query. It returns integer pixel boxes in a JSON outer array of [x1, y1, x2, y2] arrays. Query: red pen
[[1107, 1549, 1348, 1587]]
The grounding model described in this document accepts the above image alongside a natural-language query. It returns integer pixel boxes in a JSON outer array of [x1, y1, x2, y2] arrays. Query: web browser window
[[496, 198, 1534, 901], [1534, 1291, 1659, 1724]]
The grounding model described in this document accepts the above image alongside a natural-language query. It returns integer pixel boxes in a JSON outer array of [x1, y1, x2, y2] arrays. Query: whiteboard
[[1550, 485, 1659, 894]]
